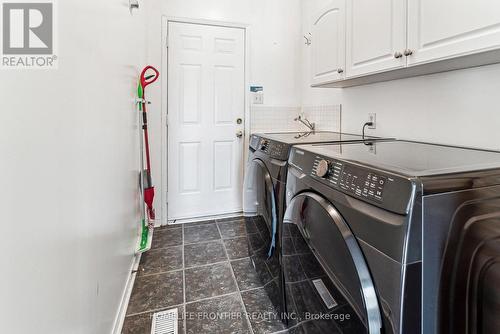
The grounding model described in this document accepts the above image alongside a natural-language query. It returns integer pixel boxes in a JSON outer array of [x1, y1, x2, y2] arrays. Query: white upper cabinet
[[310, 0, 346, 86], [407, 0, 500, 66], [346, 0, 407, 77]]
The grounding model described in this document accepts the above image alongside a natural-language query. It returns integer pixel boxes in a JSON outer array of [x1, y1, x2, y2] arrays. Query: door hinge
[[165, 114, 169, 126], [166, 37, 169, 48]]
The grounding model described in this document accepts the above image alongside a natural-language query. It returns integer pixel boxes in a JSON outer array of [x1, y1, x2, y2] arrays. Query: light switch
[[252, 92, 264, 104], [250, 86, 264, 105]]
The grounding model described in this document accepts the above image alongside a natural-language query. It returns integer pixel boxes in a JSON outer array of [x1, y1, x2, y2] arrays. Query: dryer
[[242, 131, 386, 321], [283, 140, 500, 333]]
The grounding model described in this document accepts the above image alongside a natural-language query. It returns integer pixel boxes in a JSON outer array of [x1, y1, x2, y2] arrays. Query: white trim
[[160, 15, 169, 227], [164, 16, 250, 29], [161, 17, 251, 227], [168, 211, 243, 225], [111, 253, 142, 334]]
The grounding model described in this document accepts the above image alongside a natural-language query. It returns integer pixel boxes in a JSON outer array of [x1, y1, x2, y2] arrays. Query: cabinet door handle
[[394, 51, 403, 59], [337, 68, 344, 74], [403, 49, 413, 56]]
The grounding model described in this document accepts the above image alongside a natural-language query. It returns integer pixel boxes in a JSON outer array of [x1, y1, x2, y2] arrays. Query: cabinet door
[[408, 0, 500, 66], [346, 0, 407, 77], [310, 0, 346, 86]]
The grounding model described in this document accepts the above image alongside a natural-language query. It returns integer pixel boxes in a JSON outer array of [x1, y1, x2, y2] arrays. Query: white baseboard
[[167, 211, 243, 225], [111, 253, 142, 334]]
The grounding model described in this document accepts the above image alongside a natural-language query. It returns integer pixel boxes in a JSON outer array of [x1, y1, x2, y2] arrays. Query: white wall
[[301, 0, 500, 151], [341, 64, 500, 150], [144, 0, 303, 223], [0, 1, 146, 333]]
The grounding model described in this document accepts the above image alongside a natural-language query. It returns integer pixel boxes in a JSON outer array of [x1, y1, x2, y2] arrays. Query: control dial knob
[[261, 140, 269, 151], [316, 160, 330, 178]]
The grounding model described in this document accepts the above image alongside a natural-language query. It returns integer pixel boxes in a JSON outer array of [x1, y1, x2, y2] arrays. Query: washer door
[[283, 192, 382, 334], [243, 158, 277, 241], [243, 158, 285, 318]]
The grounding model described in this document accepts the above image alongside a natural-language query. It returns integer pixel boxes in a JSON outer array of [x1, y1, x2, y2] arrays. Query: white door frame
[[161, 16, 251, 226]]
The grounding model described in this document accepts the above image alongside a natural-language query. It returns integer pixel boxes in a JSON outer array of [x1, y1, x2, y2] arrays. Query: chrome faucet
[[294, 115, 316, 131]]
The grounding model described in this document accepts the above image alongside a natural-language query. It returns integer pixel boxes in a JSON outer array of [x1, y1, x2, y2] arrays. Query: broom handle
[[142, 111, 152, 173]]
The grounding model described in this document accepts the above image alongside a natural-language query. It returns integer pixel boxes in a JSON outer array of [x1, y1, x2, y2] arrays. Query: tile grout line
[[183, 238, 224, 246], [184, 291, 243, 306], [215, 221, 255, 334], [238, 275, 278, 294], [136, 245, 184, 278], [183, 234, 250, 246], [185, 259, 231, 271]]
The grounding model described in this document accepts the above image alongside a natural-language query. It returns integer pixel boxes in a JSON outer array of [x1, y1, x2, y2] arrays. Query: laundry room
[[2, 0, 500, 333]]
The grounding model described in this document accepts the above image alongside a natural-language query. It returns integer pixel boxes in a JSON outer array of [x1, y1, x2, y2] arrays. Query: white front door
[[167, 21, 245, 221]]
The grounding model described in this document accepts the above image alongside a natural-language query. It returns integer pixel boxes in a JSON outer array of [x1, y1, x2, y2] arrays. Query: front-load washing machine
[[242, 132, 387, 321], [283, 140, 500, 333]]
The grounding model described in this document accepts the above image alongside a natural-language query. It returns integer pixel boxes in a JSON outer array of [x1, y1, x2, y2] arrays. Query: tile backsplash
[[250, 105, 341, 133]]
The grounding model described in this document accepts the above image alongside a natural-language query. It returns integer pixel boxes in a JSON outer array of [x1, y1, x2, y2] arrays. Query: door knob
[[337, 68, 344, 74], [403, 49, 413, 56], [236, 130, 243, 138], [394, 51, 403, 59]]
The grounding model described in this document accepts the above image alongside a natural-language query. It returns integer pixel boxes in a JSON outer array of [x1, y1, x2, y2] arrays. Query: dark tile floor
[[122, 217, 359, 334], [122, 216, 287, 334]]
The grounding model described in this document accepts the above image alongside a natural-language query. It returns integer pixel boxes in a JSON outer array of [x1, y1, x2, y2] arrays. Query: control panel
[[250, 135, 261, 151], [340, 165, 387, 202], [251, 137, 290, 160], [288, 149, 414, 215], [312, 158, 387, 202]]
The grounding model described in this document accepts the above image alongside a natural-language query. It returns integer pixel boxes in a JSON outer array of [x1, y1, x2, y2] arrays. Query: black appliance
[[283, 140, 500, 333]]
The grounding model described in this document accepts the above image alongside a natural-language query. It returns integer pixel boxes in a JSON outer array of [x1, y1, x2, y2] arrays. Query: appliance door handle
[[288, 164, 307, 179], [252, 159, 275, 196], [283, 191, 382, 334]]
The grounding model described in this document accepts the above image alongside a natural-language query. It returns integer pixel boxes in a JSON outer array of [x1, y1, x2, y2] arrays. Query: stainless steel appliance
[[283, 140, 500, 333]]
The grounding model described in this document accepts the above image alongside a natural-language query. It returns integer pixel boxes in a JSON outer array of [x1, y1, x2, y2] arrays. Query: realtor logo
[[1, 0, 57, 69]]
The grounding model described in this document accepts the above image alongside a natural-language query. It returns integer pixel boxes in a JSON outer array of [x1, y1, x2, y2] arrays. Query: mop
[[136, 66, 160, 253]]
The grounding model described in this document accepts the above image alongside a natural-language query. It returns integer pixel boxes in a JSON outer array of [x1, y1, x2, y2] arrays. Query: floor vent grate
[[151, 308, 178, 334], [313, 278, 338, 309]]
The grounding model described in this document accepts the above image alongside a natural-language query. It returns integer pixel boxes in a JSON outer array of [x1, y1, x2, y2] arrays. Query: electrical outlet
[[368, 113, 376, 129]]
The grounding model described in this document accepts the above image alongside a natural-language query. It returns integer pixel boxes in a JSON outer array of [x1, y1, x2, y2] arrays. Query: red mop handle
[[143, 116, 152, 172], [140, 66, 160, 91], [140, 66, 159, 172]]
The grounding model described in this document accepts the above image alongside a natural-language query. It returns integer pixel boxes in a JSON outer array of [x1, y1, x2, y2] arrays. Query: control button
[[316, 160, 330, 178], [379, 179, 385, 186]]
